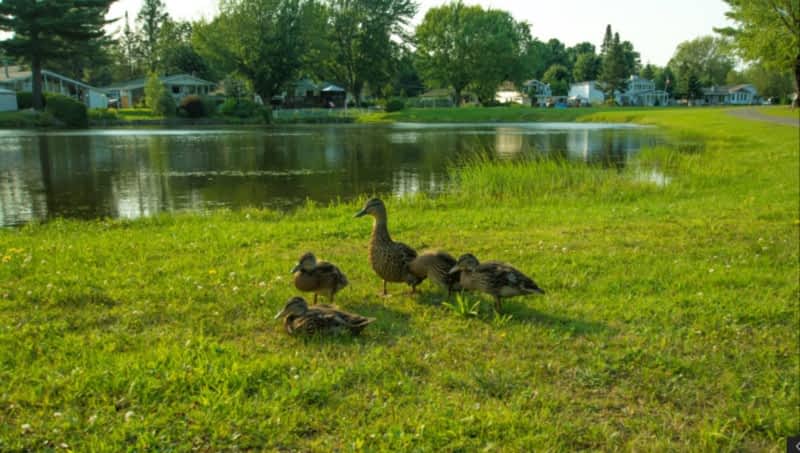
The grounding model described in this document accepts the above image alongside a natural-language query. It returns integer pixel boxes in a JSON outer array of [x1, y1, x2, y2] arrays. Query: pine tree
[[0, 0, 115, 110], [137, 0, 169, 72], [600, 25, 613, 56], [599, 32, 627, 102]]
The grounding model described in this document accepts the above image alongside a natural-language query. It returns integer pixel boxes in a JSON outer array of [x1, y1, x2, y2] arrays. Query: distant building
[[281, 79, 347, 108], [702, 84, 758, 105], [495, 81, 526, 104], [102, 74, 217, 108], [0, 65, 108, 109], [617, 76, 669, 106], [417, 88, 478, 107], [568, 81, 606, 105], [522, 79, 552, 106], [0, 88, 18, 111]]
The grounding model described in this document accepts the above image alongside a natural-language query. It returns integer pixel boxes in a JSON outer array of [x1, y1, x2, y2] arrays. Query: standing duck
[[449, 253, 544, 311], [409, 250, 462, 295], [274, 296, 375, 335], [354, 198, 422, 295], [291, 252, 348, 303]]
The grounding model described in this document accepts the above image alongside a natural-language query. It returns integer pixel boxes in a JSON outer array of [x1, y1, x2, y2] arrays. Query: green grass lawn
[[756, 105, 800, 120], [0, 108, 797, 450]]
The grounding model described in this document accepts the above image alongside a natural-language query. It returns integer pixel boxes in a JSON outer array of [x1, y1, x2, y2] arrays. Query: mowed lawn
[[0, 108, 797, 451]]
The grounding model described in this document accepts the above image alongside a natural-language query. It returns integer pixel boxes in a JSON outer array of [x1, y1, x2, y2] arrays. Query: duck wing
[[478, 262, 541, 294], [316, 261, 349, 289]]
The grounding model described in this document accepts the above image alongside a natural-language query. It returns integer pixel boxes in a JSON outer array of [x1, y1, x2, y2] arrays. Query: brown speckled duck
[[409, 250, 461, 295], [449, 253, 544, 311], [354, 198, 422, 295], [274, 296, 375, 335], [291, 252, 348, 303]]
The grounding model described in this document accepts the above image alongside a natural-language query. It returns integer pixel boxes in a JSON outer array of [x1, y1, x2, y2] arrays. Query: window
[[172, 85, 180, 94]]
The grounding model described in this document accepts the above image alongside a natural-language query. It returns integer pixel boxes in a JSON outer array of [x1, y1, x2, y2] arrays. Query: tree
[[144, 72, 165, 109], [415, 2, 530, 105], [640, 63, 656, 80], [599, 31, 628, 100], [717, 0, 800, 107], [668, 36, 735, 87], [157, 20, 213, 79], [573, 52, 601, 82], [326, 0, 416, 104], [137, 0, 169, 71], [0, 0, 116, 110], [542, 64, 570, 96]]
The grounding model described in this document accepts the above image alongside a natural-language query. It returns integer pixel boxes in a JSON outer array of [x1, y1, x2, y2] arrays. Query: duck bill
[[274, 308, 288, 319], [354, 208, 367, 218], [533, 287, 545, 295], [448, 265, 460, 274], [290, 263, 300, 273]]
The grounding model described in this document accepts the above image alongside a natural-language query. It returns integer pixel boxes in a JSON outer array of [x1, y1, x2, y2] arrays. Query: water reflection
[[0, 123, 663, 226]]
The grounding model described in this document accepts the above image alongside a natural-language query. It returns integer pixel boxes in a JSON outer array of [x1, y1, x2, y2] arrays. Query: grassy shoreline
[[1, 108, 798, 450]]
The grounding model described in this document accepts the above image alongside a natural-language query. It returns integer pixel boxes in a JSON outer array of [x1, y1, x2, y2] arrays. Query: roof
[[728, 84, 756, 93], [497, 81, 518, 91], [320, 83, 345, 92], [103, 74, 217, 90], [0, 88, 16, 95], [0, 66, 99, 91], [0, 65, 30, 82]]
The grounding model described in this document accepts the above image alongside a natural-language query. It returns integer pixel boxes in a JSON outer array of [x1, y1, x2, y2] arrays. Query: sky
[[108, 0, 733, 66]]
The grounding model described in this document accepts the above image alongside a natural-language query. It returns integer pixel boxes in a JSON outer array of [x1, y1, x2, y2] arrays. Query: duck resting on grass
[[291, 252, 348, 303], [409, 250, 462, 295], [354, 198, 423, 295], [449, 253, 544, 311], [274, 296, 375, 335]]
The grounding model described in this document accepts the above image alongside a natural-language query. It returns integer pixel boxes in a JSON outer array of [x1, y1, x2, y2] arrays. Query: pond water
[[0, 123, 664, 227]]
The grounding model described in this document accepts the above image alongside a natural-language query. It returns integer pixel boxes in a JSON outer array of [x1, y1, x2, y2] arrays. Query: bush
[[17, 92, 33, 109], [45, 94, 88, 128], [385, 98, 405, 112], [88, 108, 119, 121], [220, 98, 259, 118], [179, 95, 205, 118], [157, 92, 176, 117], [260, 105, 272, 123], [203, 96, 222, 116]]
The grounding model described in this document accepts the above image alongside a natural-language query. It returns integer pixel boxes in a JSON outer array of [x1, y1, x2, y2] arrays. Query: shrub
[[45, 94, 88, 128], [157, 92, 176, 117], [16, 92, 34, 109], [385, 98, 405, 112], [203, 96, 222, 116], [88, 108, 119, 121], [179, 95, 205, 118], [260, 105, 272, 123], [220, 98, 259, 118]]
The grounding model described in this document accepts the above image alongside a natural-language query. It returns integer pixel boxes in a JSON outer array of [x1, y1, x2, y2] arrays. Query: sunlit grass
[[0, 108, 797, 450]]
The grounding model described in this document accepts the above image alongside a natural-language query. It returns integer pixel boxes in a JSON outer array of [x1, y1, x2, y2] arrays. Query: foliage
[[0, 108, 797, 450], [44, 94, 88, 128], [0, 0, 115, 109], [384, 98, 405, 112], [416, 2, 530, 105], [542, 64, 570, 96], [717, 0, 800, 106], [599, 29, 629, 99], [15, 91, 37, 110], [144, 73, 166, 112], [573, 52, 601, 82], [158, 92, 177, 117], [389, 49, 424, 97], [137, 0, 169, 71], [179, 95, 205, 118], [729, 64, 794, 100], [88, 108, 120, 121], [223, 73, 252, 100], [669, 36, 734, 87], [220, 98, 259, 118], [0, 110, 55, 127], [442, 293, 481, 318]]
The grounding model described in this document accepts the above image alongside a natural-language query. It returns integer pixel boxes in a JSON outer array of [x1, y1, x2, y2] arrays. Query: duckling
[[409, 250, 461, 295], [354, 198, 423, 295], [274, 296, 375, 335], [449, 253, 544, 311], [291, 252, 348, 303]]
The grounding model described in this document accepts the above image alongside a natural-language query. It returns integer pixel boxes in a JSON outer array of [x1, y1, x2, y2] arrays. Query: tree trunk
[[32, 56, 44, 111], [793, 52, 799, 109]]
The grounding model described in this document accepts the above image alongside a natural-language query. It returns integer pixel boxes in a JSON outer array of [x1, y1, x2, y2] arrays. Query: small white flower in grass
[[53, 412, 62, 418], [88, 415, 97, 425], [124, 411, 135, 422], [708, 268, 714, 273], [232, 286, 239, 292], [60, 443, 69, 449], [258, 281, 266, 287], [21, 423, 32, 433]]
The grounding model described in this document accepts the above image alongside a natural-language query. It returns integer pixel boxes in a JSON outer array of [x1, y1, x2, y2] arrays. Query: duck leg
[[383, 280, 387, 296], [314, 293, 318, 304], [494, 296, 502, 312]]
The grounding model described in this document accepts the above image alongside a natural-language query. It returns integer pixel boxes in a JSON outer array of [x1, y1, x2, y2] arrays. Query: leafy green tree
[[0, 0, 116, 110], [640, 64, 656, 80], [542, 64, 570, 95], [654, 66, 675, 95], [144, 72, 165, 110], [668, 36, 734, 87], [157, 20, 212, 79], [573, 53, 601, 82], [716, 0, 800, 107], [416, 1, 530, 105], [137, 0, 169, 71], [325, 0, 416, 104], [599, 32, 628, 100]]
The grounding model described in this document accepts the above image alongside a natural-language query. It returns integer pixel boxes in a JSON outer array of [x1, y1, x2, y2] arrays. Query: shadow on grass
[[499, 300, 611, 335]]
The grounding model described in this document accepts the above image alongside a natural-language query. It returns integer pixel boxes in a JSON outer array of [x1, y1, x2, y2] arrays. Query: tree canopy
[[668, 36, 734, 87]]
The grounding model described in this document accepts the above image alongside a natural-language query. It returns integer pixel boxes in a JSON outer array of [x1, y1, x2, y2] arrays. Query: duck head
[[291, 252, 317, 273], [354, 198, 387, 219], [274, 296, 309, 319], [449, 253, 480, 274]]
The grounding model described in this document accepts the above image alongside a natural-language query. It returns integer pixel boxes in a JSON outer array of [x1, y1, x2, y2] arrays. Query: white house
[[702, 84, 758, 105], [495, 81, 526, 104], [103, 74, 217, 108], [616, 76, 669, 106], [0, 88, 18, 111], [522, 79, 552, 106], [568, 81, 605, 105], [0, 65, 108, 109]]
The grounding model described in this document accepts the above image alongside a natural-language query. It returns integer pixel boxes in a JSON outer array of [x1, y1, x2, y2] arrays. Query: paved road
[[727, 108, 799, 127]]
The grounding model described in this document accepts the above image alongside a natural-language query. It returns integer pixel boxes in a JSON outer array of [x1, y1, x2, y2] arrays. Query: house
[[702, 84, 758, 105], [417, 88, 478, 107], [102, 74, 217, 108], [495, 81, 526, 104], [616, 76, 669, 106], [281, 79, 348, 108], [522, 79, 552, 106], [0, 88, 18, 111], [568, 81, 606, 105], [0, 65, 108, 109]]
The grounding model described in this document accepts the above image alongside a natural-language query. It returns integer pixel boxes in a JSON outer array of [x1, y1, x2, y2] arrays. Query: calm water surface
[[0, 123, 663, 226]]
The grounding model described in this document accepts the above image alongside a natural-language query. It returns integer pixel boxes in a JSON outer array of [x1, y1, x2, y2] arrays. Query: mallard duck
[[409, 250, 461, 295], [291, 252, 348, 303], [449, 253, 544, 311], [354, 198, 422, 295], [274, 296, 375, 335]]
